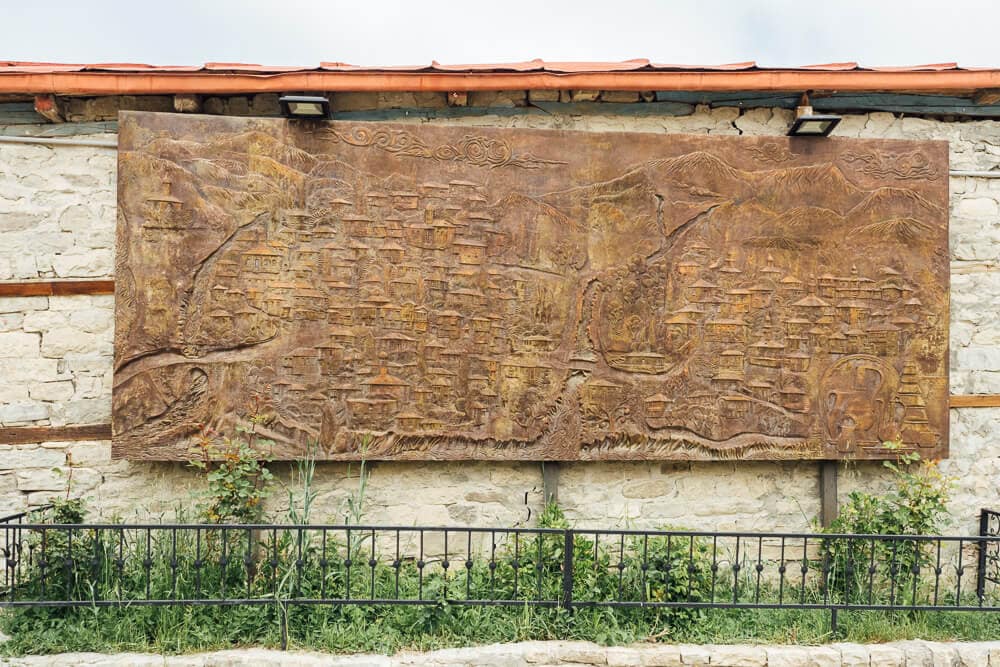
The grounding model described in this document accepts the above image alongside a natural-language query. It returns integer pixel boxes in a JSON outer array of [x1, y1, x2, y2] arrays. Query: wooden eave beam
[[4, 70, 1000, 95]]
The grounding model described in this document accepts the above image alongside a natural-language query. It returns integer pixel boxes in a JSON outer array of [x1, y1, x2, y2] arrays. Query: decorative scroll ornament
[[749, 143, 798, 164], [841, 149, 941, 181], [326, 127, 567, 169]]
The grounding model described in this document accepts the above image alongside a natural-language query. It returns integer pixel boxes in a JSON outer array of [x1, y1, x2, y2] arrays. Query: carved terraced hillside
[[113, 112, 949, 461]]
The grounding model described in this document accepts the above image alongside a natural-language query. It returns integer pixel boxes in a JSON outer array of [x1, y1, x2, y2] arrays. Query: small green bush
[[819, 448, 953, 605]]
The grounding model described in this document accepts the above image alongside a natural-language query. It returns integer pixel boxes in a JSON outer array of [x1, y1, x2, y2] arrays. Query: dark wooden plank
[[0, 424, 112, 445], [950, 394, 1000, 408], [0, 102, 47, 124], [0, 279, 114, 297], [820, 461, 839, 527], [656, 91, 800, 107], [332, 100, 695, 122], [0, 120, 118, 138], [542, 462, 561, 506], [655, 90, 1000, 117]]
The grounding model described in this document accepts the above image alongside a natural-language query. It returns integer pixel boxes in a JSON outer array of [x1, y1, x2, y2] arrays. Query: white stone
[[956, 347, 1000, 372], [50, 248, 113, 278], [700, 645, 766, 666], [0, 296, 47, 314], [895, 640, 935, 666], [21, 309, 68, 333], [555, 642, 608, 664], [0, 400, 49, 424], [16, 466, 73, 491], [0, 331, 40, 357], [765, 646, 841, 667], [0, 444, 66, 468], [29, 380, 76, 402], [954, 641, 989, 666], [1, 358, 61, 383], [49, 398, 111, 425], [637, 645, 682, 666], [678, 645, 711, 665], [66, 440, 112, 466], [956, 197, 999, 218], [605, 647, 643, 667], [40, 327, 99, 357]]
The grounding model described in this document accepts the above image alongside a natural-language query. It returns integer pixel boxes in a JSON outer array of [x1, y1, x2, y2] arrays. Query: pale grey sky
[[3, 0, 998, 68]]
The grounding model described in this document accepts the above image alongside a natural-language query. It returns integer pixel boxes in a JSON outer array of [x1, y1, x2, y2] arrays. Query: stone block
[[955, 197, 998, 218], [925, 642, 960, 666], [0, 400, 48, 424], [49, 397, 111, 425], [66, 440, 113, 466], [833, 642, 871, 667], [622, 479, 671, 499], [251, 94, 281, 116], [570, 90, 601, 102], [57, 203, 98, 232], [555, 642, 608, 664], [21, 310, 67, 333], [606, 647, 643, 667], [600, 91, 641, 103], [638, 646, 682, 666], [50, 248, 113, 277], [0, 384, 28, 403], [701, 645, 766, 666], [468, 90, 526, 108], [765, 646, 840, 667], [2, 358, 61, 383], [528, 90, 561, 103], [956, 347, 1000, 372], [0, 445, 66, 469], [0, 313, 23, 332], [0, 331, 40, 357], [895, 640, 934, 666], [465, 490, 508, 503], [16, 467, 71, 491], [678, 645, 711, 665], [29, 380, 75, 402], [954, 642, 989, 666], [68, 308, 113, 333], [40, 327, 98, 357]]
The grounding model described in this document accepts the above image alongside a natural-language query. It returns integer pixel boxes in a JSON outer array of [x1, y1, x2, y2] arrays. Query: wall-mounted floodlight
[[787, 94, 840, 137], [278, 95, 331, 119]]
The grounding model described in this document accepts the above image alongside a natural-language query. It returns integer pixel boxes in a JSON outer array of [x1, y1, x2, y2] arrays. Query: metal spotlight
[[788, 95, 840, 137], [278, 95, 331, 119]]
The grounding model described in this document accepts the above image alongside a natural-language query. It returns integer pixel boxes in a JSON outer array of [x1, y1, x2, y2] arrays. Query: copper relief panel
[[113, 112, 949, 460]]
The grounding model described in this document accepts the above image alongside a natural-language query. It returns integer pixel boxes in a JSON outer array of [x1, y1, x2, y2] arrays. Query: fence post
[[562, 529, 574, 612], [977, 509, 990, 600]]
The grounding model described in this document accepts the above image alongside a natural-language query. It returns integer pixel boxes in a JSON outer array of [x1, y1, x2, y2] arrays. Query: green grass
[[3, 503, 997, 656], [4, 604, 1000, 656]]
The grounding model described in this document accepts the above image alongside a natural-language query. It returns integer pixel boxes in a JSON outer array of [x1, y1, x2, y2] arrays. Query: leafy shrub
[[820, 448, 953, 605], [188, 420, 275, 524]]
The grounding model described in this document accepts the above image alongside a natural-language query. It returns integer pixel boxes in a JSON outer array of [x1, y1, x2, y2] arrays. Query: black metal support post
[[978, 509, 991, 599], [562, 529, 574, 612]]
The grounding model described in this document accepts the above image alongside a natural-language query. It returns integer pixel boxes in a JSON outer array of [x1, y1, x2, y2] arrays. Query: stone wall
[[1, 104, 998, 532], [6, 639, 1000, 666]]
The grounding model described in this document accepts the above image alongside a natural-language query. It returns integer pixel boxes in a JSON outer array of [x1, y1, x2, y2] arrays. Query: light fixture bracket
[[278, 94, 332, 119], [787, 99, 841, 137]]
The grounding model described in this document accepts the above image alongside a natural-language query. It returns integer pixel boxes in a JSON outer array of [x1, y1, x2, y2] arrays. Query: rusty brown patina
[[113, 112, 948, 461]]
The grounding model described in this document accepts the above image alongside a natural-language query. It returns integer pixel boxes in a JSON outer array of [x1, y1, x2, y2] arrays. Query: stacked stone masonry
[[5, 640, 1000, 666], [0, 104, 998, 532]]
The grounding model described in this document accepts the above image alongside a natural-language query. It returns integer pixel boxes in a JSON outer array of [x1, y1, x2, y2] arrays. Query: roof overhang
[[2, 61, 1000, 95]]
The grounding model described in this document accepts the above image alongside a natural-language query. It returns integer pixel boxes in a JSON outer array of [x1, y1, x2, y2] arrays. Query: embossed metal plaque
[[114, 112, 949, 460]]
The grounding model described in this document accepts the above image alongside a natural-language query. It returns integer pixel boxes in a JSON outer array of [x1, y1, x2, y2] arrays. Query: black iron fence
[[5, 508, 1000, 635]]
